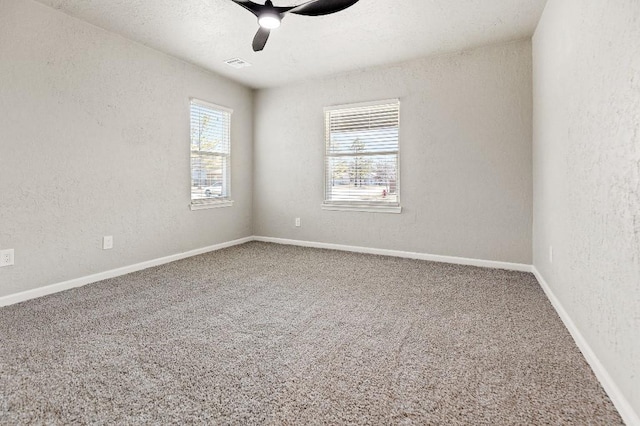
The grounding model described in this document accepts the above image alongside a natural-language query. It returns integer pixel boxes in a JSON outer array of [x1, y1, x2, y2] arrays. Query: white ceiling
[[34, 0, 548, 89]]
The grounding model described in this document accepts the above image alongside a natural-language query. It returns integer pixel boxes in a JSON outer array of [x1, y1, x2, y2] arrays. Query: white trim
[[189, 98, 233, 114], [324, 98, 399, 112], [532, 267, 640, 426], [190, 200, 234, 210], [0, 236, 528, 308], [1, 236, 636, 425], [321, 203, 402, 214], [253, 236, 532, 272], [0, 236, 252, 307]]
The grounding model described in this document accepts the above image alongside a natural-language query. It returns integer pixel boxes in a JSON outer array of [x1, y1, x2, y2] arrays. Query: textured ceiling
[[34, 0, 548, 89]]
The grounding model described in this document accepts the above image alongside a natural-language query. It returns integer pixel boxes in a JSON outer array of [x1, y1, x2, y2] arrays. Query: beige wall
[[0, 0, 253, 296], [533, 0, 640, 418], [253, 40, 533, 264]]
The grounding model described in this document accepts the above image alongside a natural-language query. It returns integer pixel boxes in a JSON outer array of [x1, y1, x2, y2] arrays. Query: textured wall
[[532, 0, 640, 417], [0, 0, 253, 297], [253, 40, 533, 264]]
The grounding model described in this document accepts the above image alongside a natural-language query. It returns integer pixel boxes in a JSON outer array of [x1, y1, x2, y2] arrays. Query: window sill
[[321, 203, 402, 214], [190, 200, 234, 211]]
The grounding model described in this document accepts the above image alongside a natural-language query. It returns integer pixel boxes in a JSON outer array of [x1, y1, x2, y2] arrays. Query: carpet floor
[[0, 242, 622, 424]]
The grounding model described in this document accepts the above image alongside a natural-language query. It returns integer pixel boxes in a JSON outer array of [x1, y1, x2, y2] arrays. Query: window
[[323, 99, 401, 213], [190, 99, 233, 210]]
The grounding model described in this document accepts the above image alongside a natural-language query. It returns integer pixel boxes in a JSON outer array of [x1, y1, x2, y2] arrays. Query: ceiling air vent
[[224, 58, 251, 69]]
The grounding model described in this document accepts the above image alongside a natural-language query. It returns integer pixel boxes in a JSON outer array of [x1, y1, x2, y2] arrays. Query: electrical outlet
[[295, 217, 301, 227], [549, 246, 553, 263], [103, 236, 113, 250], [0, 249, 15, 267]]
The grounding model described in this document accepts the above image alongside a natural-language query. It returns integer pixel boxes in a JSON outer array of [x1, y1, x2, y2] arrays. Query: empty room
[[1, 0, 638, 424]]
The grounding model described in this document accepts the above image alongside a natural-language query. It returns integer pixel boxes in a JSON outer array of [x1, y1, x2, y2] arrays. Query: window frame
[[322, 99, 402, 214], [189, 98, 234, 211]]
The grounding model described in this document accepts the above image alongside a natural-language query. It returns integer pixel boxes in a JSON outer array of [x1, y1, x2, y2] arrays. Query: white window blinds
[[190, 99, 232, 204], [324, 99, 400, 209]]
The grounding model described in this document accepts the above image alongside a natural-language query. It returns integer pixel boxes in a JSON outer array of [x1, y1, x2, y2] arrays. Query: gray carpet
[[0, 242, 622, 425]]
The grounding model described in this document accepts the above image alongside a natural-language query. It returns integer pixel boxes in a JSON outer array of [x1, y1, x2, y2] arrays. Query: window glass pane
[[326, 154, 398, 203], [191, 153, 227, 200]]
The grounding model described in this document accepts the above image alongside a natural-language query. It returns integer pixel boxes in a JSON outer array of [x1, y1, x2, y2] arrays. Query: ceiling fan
[[230, 0, 360, 51]]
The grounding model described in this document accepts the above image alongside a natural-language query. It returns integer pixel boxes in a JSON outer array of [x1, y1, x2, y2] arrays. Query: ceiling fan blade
[[230, 0, 262, 17], [252, 27, 271, 51], [286, 0, 359, 16]]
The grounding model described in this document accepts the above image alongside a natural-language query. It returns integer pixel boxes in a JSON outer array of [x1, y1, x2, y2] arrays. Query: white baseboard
[[253, 236, 533, 272], [1, 236, 635, 425], [0, 236, 253, 307], [0, 236, 533, 307], [532, 267, 639, 426]]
